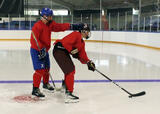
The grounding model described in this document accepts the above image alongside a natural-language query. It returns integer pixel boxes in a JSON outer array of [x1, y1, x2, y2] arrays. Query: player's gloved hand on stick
[[38, 48, 46, 60], [72, 53, 79, 59], [70, 23, 84, 31], [87, 61, 95, 72], [71, 48, 79, 59]]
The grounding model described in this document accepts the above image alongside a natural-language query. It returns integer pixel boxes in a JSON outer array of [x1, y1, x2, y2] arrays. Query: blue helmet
[[40, 8, 53, 16]]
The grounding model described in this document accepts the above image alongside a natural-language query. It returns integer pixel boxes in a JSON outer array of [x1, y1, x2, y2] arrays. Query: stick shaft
[[31, 31, 41, 51], [95, 69, 132, 96], [49, 73, 56, 88]]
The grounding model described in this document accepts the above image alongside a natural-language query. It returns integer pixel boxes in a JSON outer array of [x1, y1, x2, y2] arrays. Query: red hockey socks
[[65, 70, 75, 93], [33, 69, 47, 88], [42, 68, 50, 84]]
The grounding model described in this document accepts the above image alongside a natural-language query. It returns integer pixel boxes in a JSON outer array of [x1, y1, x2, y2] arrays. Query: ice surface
[[0, 41, 160, 114]]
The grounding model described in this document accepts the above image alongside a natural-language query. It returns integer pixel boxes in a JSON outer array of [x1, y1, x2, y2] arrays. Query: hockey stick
[[78, 56, 145, 98], [48, 72, 62, 91], [95, 69, 146, 98], [31, 31, 62, 91]]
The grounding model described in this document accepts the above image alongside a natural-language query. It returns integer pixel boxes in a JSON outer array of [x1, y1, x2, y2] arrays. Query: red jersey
[[30, 20, 70, 51], [55, 31, 90, 64]]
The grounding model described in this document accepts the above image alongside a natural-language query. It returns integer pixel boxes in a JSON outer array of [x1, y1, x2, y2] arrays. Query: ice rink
[[0, 41, 160, 114]]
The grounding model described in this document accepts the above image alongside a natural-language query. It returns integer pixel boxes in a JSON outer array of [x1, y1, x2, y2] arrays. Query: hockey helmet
[[40, 8, 53, 17], [81, 23, 91, 39]]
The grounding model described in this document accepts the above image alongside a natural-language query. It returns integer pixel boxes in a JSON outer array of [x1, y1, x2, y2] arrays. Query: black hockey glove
[[87, 61, 95, 72], [70, 23, 84, 31], [72, 53, 79, 59], [38, 48, 46, 60], [71, 48, 79, 59]]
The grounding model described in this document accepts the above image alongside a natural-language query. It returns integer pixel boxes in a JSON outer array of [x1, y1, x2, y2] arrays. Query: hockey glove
[[71, 48, 79, 59], [70, 23, 84, 31], [72, 53, 79, 59], [87, 61, 95, 72], [38, 48, 46, 60]]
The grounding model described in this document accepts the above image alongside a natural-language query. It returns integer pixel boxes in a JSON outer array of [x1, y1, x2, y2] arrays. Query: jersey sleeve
[[78, 41, 90, 64], [49, 21, 70, 32], [31, 24, 43, 50]]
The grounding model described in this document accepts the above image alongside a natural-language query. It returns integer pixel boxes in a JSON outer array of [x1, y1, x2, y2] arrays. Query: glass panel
[[0, 0, 159, 32]]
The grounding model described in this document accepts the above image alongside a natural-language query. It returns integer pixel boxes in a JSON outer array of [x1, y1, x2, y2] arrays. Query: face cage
[[88, 31, 91, 38], [82, 30, 91, 39], [41, 15, 53, 21]]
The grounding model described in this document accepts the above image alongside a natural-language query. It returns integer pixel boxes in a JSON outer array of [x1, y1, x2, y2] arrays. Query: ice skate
[[32, 87, 45, 99], [65, 90, 79, 103], [43, 83, 54, 92]]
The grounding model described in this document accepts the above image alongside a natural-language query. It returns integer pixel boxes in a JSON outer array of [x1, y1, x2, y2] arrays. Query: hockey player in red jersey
[[30, 8, 85, 98], [53, 24, 96, 103]]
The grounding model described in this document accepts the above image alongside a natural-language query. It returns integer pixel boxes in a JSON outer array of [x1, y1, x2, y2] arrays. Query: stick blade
[[129, 91, 146, 98], [55, 87, 62, 91]]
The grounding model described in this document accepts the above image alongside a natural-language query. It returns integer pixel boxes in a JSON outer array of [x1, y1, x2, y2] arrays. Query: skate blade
[[31, 95, 45, 100], [65, 99, 79, 103]]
